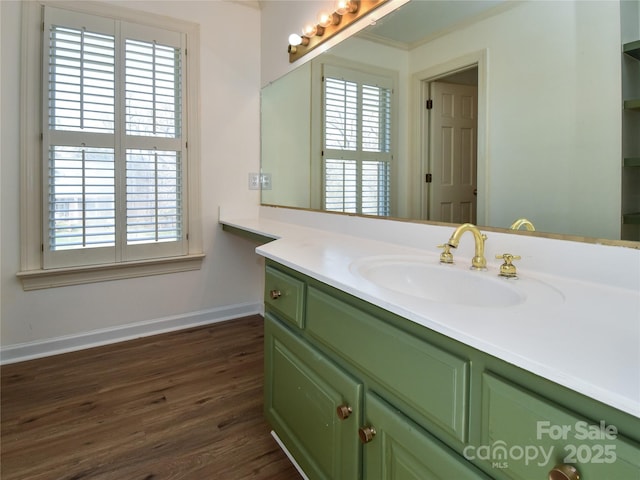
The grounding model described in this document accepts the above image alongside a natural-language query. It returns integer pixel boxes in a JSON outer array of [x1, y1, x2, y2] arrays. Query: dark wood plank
[[1, 315, 302, 480]]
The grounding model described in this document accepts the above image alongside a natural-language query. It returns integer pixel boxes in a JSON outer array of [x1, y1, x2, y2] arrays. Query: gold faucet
[[510, 218, 535, 231], [438, 223, 487, 270]]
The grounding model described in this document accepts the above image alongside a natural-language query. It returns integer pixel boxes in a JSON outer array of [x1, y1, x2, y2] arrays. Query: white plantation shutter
[[126, 149, 181, 244], [362, 84, 391, 153], [48, 146, 115, 250], [322, 65, 393, 216], [121, 22, 184, 260], [125, 39, 182, 138], [48, 26, 116, 133], [325, 159, 357, 212], [43, 7, 186, 268], [325, 77, 358, 151]]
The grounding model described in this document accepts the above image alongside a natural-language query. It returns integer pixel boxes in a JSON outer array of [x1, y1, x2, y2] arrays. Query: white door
[[427, 81, 478, 223]]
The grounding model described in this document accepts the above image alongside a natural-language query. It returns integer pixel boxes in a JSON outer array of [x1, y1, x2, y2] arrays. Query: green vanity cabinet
[[263, 259, 640, 480], [264, 313, 363, 479]]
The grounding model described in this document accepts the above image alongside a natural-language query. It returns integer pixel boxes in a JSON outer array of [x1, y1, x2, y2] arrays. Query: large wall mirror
[[261, 0, 640, 245]]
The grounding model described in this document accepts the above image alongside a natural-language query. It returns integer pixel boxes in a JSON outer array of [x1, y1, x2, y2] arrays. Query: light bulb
[[317, 11, 332, 27], [318, 11, 340, 27], [334, 0, 348, 15], [288, 33, 302, 46], [335, 0, 358, 15], [302, 23, 317, 37]]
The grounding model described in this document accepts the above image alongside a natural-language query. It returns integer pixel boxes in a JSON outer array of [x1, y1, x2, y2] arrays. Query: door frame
[[410, 49, 489, 224]]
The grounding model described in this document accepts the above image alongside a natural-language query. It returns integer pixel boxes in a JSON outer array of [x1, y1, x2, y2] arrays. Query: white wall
[[0, 0, 264, 358]]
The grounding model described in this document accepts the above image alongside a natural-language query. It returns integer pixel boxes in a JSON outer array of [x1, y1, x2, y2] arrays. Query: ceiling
[[360, 0, 507, 48]]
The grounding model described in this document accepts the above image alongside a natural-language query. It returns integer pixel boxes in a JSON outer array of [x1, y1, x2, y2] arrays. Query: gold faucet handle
[[496, 253, 521, 278], [437, 244, 454, 264]]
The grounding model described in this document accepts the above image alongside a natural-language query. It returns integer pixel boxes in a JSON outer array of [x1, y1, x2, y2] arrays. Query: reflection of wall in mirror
[[261, 62, 311, 208]]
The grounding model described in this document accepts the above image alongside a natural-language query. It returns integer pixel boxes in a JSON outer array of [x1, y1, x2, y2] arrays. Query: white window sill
[[16, 253, 205, 291]]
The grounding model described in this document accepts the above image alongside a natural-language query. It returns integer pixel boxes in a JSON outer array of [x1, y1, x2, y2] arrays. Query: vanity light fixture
[[288, 0, 389, 63]]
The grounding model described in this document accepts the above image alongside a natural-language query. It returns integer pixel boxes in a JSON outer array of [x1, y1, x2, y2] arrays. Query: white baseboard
[[0, 302, 263, 365]]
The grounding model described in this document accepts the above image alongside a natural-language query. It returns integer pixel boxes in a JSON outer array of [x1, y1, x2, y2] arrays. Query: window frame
[[18, 1, 203, 290]]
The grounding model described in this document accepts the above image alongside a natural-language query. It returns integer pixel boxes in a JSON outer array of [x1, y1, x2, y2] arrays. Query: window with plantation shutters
[[322, 65, 393, 216], [43, 6, 187, 269]]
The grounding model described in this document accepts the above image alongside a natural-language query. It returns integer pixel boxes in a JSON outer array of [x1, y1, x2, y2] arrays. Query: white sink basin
[[349, 255, 564, 308]]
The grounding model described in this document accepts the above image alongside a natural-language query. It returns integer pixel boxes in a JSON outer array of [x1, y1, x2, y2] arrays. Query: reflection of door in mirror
[[423, 70, 478, 224]]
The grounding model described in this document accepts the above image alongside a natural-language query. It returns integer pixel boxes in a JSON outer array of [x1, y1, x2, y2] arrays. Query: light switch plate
[[261, 173, 272, 190], [248, 173, 261, 190]]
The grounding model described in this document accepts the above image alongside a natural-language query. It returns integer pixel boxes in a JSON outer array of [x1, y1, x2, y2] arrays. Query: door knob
[[358, 426, 376, 444], [336, 404, 352, 420], [269, 289, 282, 300], [548, 464, 580, 480]]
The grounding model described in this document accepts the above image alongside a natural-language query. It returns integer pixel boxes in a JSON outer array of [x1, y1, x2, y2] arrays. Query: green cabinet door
[[480, 373, 640, 479], [363, 392, 489, 480], [264, 313, 363, 480]]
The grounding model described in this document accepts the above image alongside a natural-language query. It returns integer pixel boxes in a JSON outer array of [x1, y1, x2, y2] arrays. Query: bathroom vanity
[[221, 208, 640, 480], [263, 261, 640, 480]]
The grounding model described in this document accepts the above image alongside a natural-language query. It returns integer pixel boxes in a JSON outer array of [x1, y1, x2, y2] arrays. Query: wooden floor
[[1, 315, 302, 480]]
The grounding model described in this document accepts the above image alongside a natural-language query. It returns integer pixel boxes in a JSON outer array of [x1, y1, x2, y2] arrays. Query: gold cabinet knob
[[548, 464, 580, 480], [358, 426, 376, 444], [336, 404, 352, 420], [269, 289, 282, 300]]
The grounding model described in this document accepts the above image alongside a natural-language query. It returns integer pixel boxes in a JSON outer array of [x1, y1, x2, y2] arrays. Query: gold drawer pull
[[336, 404, 352, 420], [548, 464, 580, 480], [269, 289, 282, 300], [358, 426, 376, 444]]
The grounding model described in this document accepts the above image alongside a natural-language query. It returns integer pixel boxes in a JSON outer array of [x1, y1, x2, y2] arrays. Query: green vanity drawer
[[306, 285, 469, 443], [480, 373, 640, 479], [264, 266, 305, 328]]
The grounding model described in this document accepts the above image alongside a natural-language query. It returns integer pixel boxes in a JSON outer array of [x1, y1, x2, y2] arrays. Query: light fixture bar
[[288, 0, 389, 63]]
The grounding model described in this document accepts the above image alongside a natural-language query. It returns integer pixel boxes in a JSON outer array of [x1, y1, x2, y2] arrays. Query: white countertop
[[221, 209, 640, 419]]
